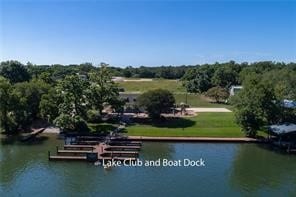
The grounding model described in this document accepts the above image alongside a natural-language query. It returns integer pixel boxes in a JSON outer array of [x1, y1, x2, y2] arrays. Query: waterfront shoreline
[[128, 136, 263, 143]]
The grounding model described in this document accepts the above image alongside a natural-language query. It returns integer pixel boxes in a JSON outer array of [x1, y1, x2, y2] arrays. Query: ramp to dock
[[20, 128, 46, 141]]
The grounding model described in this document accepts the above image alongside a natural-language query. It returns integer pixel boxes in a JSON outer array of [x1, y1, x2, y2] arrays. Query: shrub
[[86, 110, 101, 123]]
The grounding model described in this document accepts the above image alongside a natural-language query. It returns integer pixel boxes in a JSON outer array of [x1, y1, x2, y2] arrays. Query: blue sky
[[0, 0, 295, 67]]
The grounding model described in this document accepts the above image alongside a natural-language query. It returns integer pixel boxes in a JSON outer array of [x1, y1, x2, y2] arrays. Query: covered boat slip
[[268, 123, 296, 153]]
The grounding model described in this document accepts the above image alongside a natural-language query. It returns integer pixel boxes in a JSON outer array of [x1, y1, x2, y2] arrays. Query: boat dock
[[64, 145, 95, 150], [48, 140, 142, 162], [105, 145, 141, 151]]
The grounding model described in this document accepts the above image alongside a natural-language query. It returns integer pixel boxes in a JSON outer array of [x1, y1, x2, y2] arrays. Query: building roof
[[230, 85, 243, 89], [282, 99, 296, 109], [268, 123, 296, 135]]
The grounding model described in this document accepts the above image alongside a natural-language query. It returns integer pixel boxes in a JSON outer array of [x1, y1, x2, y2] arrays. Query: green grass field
[[117, 79, 186, 93], [115, 79, 239, 137], [126, 112, 243, 137], [174, 93, 230, 108], [117, 79, 230, 108]]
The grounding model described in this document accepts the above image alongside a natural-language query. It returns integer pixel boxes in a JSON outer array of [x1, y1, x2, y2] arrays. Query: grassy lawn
[[117, 79, 186, 93], [126, 112, 243, 137], [174, 93, 230, 108], [117, 79, 231, 108]]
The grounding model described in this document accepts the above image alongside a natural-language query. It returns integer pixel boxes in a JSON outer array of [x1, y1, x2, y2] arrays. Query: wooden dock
[[99, 157, 138, 161], [57, 150, 93, 154], [49, 141, 141, 162], [64, 145, 95, 150], [101, 151, 139, 157], [72, 140, 101, 145], [105, 145, 141, 151], [49, 155, 87, 160], [108, 141, 142, 146], [48, 151, 87, 161]]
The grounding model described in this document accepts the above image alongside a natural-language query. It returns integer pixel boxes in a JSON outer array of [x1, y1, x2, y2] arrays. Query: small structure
[[119, 92, 143, 112], [77, 73, 87, 80], [268, 123, 296, 153], [229, 85, 243, 96], [112, 76, 124, 82], [282, 99, 296, 109], [119, 92, 140, 104]]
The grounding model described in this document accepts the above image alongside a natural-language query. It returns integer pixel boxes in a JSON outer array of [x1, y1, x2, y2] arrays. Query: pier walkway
[[49, 141, 142, 162]]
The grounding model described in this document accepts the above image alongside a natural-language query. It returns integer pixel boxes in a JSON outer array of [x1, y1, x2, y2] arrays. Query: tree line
[[1, 60, 295, 83], [182, 60, 296, 93], [1, 60, 295, 137], [231, 69, 296, 136], [0, 61, 124, 134], [17, 61, 193, 80]]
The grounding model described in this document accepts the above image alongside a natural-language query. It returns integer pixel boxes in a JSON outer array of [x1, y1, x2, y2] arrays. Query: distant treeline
[[1, 60, 295, 81], [1, 60, 295, 136], [182, 61, 296, 93], [27, 63, 193, 79]]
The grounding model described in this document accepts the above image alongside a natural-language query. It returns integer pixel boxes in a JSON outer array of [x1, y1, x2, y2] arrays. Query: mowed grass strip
[[174, 94, 230, 108], [126, 112, 243, 137]]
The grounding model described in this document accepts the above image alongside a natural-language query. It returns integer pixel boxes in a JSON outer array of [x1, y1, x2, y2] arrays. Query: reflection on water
[[0, 134, 296, 196], [230, 144, 296, 195]]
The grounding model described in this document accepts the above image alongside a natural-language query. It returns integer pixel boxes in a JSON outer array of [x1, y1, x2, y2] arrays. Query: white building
[[229, 85, 243, 96]]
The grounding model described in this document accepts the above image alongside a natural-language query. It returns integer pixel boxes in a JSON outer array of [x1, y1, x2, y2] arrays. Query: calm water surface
[[0, 134, 296, 196]]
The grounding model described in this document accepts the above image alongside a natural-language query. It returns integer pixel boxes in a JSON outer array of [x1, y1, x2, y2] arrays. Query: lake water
[[1, 134, 296, 196]]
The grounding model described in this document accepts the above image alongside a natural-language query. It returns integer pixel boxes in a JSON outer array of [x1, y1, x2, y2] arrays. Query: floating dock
[[49, 155, 87, 161], [105, 145, 141, 151], [64, 145, 95, 150], [107, 141, 142, 146], [49, 141, 142, 162]]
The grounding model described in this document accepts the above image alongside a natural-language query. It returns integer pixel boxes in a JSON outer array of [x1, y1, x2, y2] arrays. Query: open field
[[126, 112, 243, 137], [117, 79, 186, 93], [117, 79, 230, 108]]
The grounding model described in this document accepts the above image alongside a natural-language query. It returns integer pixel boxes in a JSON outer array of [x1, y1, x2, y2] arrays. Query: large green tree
[[56, 74, 89, 117], [53, 75, 90, 132], [182, 67, 213, 93], [137, 89, 175, 119], [88, 63, 123, 114], [0, 61, 31, 83], [232, 74, 281, 137], [0, 77, 14, 132], [10, 79, 50, 130], [39, 88, 62, 123], [205, 86, 229, 103], [212, 62, 241, 88]]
